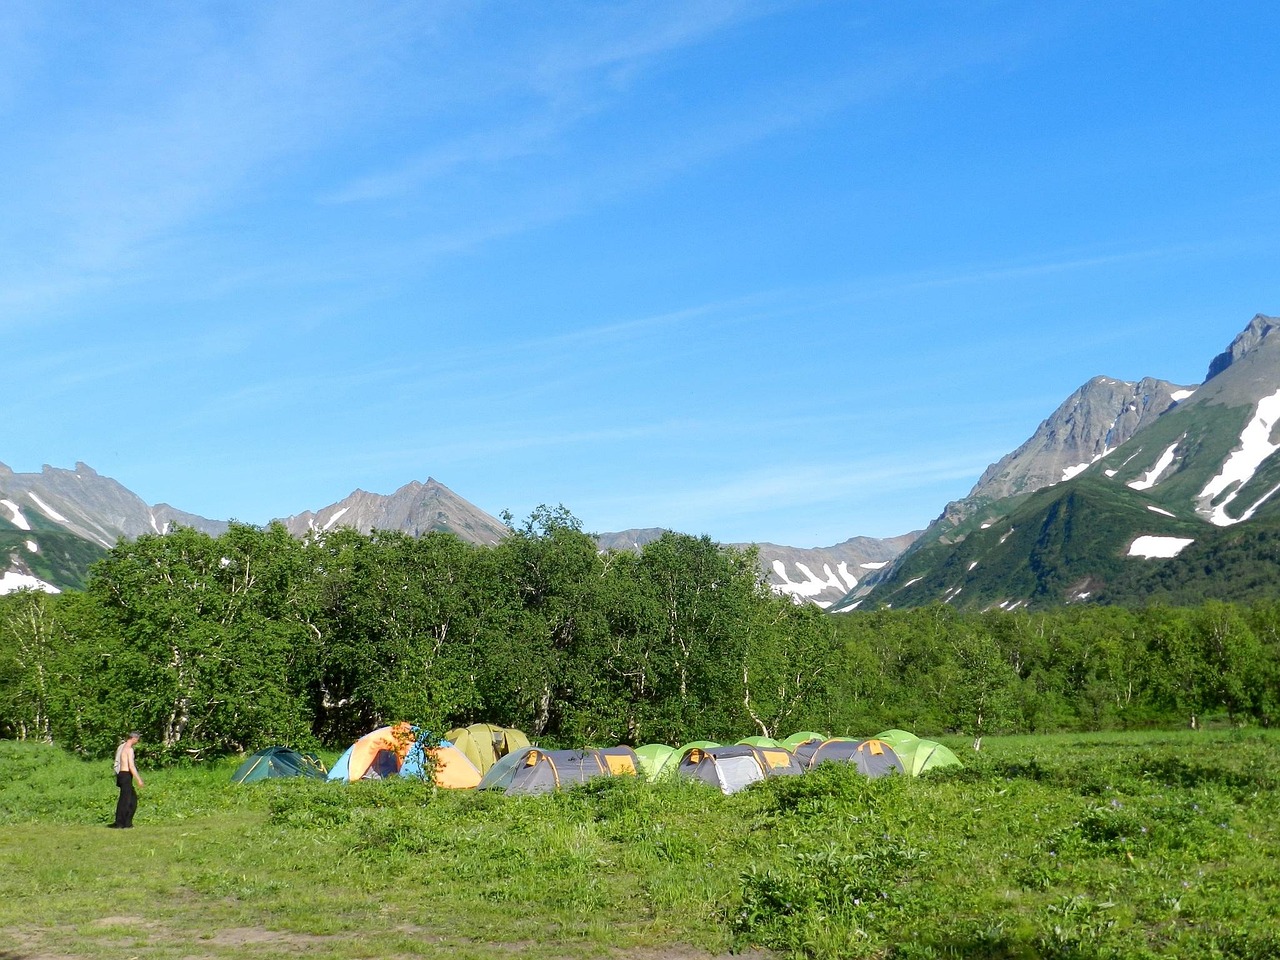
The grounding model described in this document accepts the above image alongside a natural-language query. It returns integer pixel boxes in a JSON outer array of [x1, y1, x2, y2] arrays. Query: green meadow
[[3, 730, 1278, 960]]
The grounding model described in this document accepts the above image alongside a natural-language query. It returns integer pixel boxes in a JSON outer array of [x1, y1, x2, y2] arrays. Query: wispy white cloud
[[325, 1, 773, 204], [0, 4, 426, 322], [323, 4, 1034, 264], [563, 451, 997, 543]]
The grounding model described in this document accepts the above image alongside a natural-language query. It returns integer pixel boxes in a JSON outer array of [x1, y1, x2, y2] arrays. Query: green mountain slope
[[850, 476, 1204, 611], [1097, 520, 1280, 606], [0, 529, 107, 592], [845, 315, 1280, 611]]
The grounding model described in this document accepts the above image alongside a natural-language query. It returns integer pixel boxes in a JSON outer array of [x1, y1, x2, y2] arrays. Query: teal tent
[[231, 746, 326, 784]]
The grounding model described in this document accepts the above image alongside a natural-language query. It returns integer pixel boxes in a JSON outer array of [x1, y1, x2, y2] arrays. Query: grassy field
[[2, 730, 1278, 960]]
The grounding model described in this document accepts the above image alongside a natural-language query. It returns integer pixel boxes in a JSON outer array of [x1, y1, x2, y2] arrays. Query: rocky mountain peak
[[1206, 314, 1280, 381], [968, 374, 1189, 504]]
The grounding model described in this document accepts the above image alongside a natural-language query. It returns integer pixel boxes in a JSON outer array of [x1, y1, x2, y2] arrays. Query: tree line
[[2, 509, 1276, 761]]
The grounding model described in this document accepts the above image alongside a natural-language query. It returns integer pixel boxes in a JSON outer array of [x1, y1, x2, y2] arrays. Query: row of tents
[[231, 722, 962, 796]]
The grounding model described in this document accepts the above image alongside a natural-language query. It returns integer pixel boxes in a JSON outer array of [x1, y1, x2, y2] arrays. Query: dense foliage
[[2, 510, 1277, 761], [0, 510, 836, 759]]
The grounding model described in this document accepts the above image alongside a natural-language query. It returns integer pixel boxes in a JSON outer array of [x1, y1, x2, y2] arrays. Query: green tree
[[310, 528, 486, 739], [0, 589, 61, 741], [83, 523, 318, 757], [934, 618, 1019, 748], [740, 598, 835, 739], [488, 506, 610, 741]]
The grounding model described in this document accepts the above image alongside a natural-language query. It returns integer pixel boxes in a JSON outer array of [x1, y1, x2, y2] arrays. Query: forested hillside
[[2, 509, 1277, 762]]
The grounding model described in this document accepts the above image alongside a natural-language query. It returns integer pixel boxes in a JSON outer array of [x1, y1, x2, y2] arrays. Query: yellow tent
[[446, 723, 531, 774]]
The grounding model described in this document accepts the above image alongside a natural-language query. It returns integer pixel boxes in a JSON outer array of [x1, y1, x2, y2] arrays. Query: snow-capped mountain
[[925, 376, 1192, 544], [0, 462, 226, 545], [845, 313, 1280, 610], [750, 534, 920, 607], [1, 462, 228, 594]]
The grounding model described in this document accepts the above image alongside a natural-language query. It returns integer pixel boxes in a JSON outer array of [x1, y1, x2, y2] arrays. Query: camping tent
[[445, 723, 531, 775], [478, 746, 639, 795], [781, 731, 826, 749], [401, 739, 484, 789], [328, 724, 482, 789], [737, 736, 786, 749], [874, 729, 963, 777], [231, 746, 326, 784], [675, 744, 804, 795], [666, 740, 720, 774], [634, 744, 676, 781], [594, 745, 641, 777], [793, 737, 904, 778]]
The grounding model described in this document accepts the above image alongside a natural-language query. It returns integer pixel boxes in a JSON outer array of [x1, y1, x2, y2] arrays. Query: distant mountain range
[[5, 313, 1280, 610], [0, 465, 915, 607]]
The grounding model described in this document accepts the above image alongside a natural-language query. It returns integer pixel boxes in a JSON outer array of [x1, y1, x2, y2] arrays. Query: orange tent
[[329, 723, 482, 789]]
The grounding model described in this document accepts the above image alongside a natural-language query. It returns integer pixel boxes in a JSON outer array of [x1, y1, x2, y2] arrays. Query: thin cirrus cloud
[[321, 6, 1026, 262], [573, 454, 997, 540], [0, 6, 407, 307]]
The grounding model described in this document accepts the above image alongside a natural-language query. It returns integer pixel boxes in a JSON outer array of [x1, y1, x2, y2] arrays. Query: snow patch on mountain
[[770, 559, 859, 607], [0, 571, 60, 595], [1200, 387, 1280, 525], [1128, 441, 1181, 491], [1171, 388, 1196, 402], [1128, 535, 1195, 558], [2, 499, 31, 530], [1146, 505, 1176, 518], [322, 507, 350, 531], [1061, 462, 1090, 482], [1061, 447, 1115, 482], [27, 492, 68, 523]]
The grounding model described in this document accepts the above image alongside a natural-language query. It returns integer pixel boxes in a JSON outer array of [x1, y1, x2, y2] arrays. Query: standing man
[[111, 731, 144, 828]]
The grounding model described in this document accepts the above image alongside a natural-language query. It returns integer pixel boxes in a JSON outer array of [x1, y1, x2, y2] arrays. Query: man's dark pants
[[113, 771, 137, 828]]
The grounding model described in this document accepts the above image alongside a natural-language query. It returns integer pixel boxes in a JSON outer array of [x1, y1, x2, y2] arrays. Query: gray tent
[[675, 744, 803, 795], [478, 746, 638, 795], [793, 738, 904, 778]]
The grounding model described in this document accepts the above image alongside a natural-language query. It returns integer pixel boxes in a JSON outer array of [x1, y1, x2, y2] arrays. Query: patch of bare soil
[[7, 923, 775, 960], [204, 928, 340, 948]]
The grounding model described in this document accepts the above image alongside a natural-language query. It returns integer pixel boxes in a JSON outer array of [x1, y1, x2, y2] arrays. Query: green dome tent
[[781, 731, 826, 749], [634, 744, 677, 781], [874, 729, 963, 776], [737, 736, 786, 749], [231, 746, 326, 784]]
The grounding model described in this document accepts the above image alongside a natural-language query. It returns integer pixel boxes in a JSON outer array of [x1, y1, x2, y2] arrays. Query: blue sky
[[3, 1, 1278, 546]]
